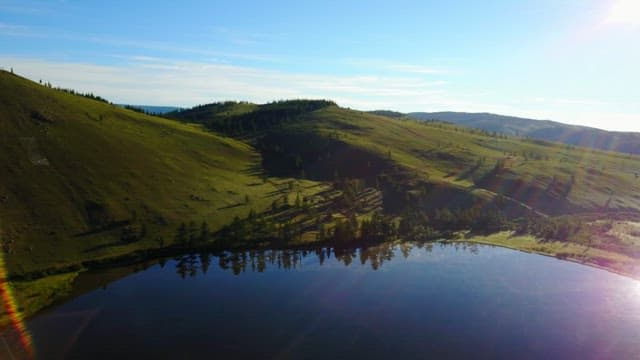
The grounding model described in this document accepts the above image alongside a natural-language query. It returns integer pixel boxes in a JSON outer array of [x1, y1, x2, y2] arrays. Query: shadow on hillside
[[255, 130, 394, 185], [476, 170, 580, 216]]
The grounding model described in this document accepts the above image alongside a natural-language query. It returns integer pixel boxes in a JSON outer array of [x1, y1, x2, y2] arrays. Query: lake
[[5, 242, 640, 359]]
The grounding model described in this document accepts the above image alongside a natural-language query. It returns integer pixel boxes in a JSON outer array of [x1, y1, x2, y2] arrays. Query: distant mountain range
[[379, 111, 640, 155]]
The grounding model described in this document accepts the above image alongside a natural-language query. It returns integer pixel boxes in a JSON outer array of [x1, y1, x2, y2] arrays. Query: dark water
[[13, 243, 640, 358]]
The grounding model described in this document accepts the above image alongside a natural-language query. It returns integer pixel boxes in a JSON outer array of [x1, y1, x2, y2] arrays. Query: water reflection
[[171, 242, 482, 278], [7, 241, 640, 359]]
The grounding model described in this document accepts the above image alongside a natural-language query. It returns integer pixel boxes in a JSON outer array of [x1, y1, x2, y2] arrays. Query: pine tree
[[199, 221, 209, 243], [176, 222, 187, 245]]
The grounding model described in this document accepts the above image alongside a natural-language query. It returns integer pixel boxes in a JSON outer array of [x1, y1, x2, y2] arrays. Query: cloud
[[0, 26, 289, 64], [0, 56, 450, 108], [604, 0, 640, 27], [1, 56, 638, 132]]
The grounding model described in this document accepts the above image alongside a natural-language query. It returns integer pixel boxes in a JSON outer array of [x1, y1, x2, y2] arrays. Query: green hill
[[0, 71, 323, 277], [176, 101, 640, 216]]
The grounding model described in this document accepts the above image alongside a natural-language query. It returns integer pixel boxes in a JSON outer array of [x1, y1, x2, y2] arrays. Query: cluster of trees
[[516, 215, 584, 242], [169, 101, 247, 123], [472, 158, 506, 185], [360, 211, 397, 242], [332, 215, 359, 242], [256, 130, 339, 178], [257, 126, 391, 181], [167, 189, 580, 261], [398, 208, 436, 241], [123, 105, 152, 115], [215, 209, 308, 244], [397, 204, 509, 239], [335, 178, 366, 210], [546, 175, 576, 198], [174, 221, 211, 247], [38, 80, 110, 103], [205, 100, 335, 136]]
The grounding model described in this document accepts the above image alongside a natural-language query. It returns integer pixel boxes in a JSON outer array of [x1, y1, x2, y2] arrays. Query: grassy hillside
[[178, 102, 640, 215], [407, 111, 640, 155], [0, 71, 325, 277]]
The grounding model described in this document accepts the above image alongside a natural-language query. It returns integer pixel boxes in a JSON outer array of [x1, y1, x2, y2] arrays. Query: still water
[[14, 243, 640, 358]]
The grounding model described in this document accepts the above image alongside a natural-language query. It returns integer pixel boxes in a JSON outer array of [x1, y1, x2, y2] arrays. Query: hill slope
[[408, 111, 640, 155], [175, 101, 640, 216], [0, 71, 320, 276]]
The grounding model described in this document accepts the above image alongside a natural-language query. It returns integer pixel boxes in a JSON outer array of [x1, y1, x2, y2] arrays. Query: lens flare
[[0, 254, 35, 359], [605, 0, 640, 27]]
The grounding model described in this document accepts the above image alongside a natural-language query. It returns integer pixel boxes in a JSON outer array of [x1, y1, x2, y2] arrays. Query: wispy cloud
[[0, 26, 290, 64], [0, 56, 449, 109], [2, 55, 637, 132]]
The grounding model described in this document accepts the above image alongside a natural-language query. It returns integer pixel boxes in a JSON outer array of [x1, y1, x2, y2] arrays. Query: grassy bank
[[459, 231, 640, 280]]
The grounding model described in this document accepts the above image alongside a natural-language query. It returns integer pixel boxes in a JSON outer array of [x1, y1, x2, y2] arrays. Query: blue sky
[[1, 0, 639, 131]]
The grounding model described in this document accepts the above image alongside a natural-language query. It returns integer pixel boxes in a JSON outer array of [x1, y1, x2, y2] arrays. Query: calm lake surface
[[14, 243, 640, 359]]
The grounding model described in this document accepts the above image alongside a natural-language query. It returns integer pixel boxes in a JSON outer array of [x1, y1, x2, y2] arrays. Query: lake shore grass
[[457, 231, 640, 281]]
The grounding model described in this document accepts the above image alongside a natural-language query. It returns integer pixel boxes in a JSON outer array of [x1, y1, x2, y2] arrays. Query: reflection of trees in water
[[172, 242, 481, 278]]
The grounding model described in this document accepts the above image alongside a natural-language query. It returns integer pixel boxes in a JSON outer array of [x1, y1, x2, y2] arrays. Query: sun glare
[[604, 0, 640, 26]]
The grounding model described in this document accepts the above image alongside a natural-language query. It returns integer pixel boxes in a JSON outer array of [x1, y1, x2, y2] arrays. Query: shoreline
[[4, 231, 640, 329], [451, 232, 640, 282]]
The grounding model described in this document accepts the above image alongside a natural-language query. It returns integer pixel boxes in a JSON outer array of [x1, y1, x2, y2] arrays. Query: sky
[[0, 0, 639, 131]]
